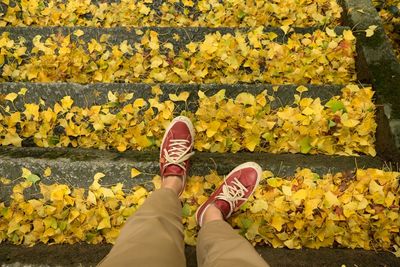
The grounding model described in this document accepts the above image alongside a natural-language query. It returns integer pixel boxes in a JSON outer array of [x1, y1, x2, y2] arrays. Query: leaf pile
[[0, 0, 342, 28], [373, 0, 400, 60], [0, 28, 356, 84], [0, 167, 399, 254], [0, 85, 376, 156]]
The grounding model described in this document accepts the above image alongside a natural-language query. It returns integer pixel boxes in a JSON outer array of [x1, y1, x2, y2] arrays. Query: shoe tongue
[[214, 199, 231, 219], [163, 165, 185, 177]]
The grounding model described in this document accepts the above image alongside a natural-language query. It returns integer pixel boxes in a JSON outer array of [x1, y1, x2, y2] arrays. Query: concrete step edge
[[1, 25, 350, 47], [0, 243, 398, 267], [0, 82, 360, 110], [0, 146, 383, 200]]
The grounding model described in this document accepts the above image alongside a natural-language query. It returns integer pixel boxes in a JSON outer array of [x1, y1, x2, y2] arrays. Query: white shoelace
[[163, 139, 194, 171], [216, 177, 248, 216]]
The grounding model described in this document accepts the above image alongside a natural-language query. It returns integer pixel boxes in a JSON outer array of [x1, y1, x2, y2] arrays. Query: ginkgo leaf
[[100, 187, 115, 198], [324, 191, 340, 208], [267, 178, 283, 188], [343, 30, 355, 41], [250, 199, 268, 213], [21, 167, 31, 178], [326, 27, 337, 37], [43, 167, 51, 177], [325, 99, 345, 112], [235, 92, 256, 106], [18, 88, 27, 95], [0, 177, 11, 184], [328, 120, 336, 128], [5, 93, 18, 102], [97, 217, 111, 230], [94, 172, 105, 181], [299, 137, 312, 154], [365, 25, 378, 37], [107, 91, 118, 102], [3, 133, 23, 146], [73, 29, 84, 37], [245, 135, 259, 152], [50, 185, 70, 202], [133, 98, 146, 108], [271, 214, 285, 231], [130, 168, 141, 178], [280, 25, 290, 34], [61, 96, 73, 110], [292, 189, 307, 205], [87, 190, 97, 205], [282, 185, 292, 196], [392, 245, 400, 258], [206, 121, 220, 138], [296, 85, 308, 93], [169, 92, 190, 102], [26, 174, 41, 184]]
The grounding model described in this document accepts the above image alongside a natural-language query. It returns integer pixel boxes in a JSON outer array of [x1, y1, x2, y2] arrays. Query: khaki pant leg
[[98, 188, 185, 267], [197, 220, 269, 267]]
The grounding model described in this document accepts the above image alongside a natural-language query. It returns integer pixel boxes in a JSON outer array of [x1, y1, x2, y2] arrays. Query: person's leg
[[98, 116, 195, 267], [98, 186, 185, 267], [195, 162, 270, 267]]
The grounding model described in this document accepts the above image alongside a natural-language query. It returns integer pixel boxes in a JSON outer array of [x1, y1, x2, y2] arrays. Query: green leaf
[[148, 136, 157, 146], [86, 232, 97, 241], [240, 218, 253, 229], [0, 207, 9, 217], [262, 132, 273, 142], [313, 174, 321, 180], [48, 135, 60, 145], [240, 202, 250, 211], [59, 221, 68, 231], [299, 137, 312, 154], [328, 120, 336, 128], [238, 10, 247, 19], [325, 99, 345, 113], [26, 174, 41, 184], [182, 203, 191, 217]]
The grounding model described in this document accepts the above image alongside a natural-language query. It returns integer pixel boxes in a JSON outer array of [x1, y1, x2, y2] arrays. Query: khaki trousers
[[98, 188, 269, 267]]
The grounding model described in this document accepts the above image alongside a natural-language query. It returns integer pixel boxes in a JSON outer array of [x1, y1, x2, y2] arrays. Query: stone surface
[[0, 0, 398, 265], [0, 26, 350, 49], [0, 147, 383, 201], [375, 106, 400, 162], [0, 82, 346, 111], [0, 243, 399, 267], [340, 0, 400, 151]]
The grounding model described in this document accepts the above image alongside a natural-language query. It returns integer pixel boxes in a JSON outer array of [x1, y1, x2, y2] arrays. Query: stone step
[[0, 25, 356, 84], [0, 82, 378, 157], [0, 82, 347, 110], [0, 243, 399, 267], [0, 146, 383, 201], [0, 0, 342, 28], [339, 0, 400, 153], [0, 25, 349, 49]]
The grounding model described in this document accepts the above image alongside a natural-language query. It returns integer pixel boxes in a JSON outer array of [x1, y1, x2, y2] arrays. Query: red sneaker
[[196, 162, 262, 226], [160, 116, 195, 196]]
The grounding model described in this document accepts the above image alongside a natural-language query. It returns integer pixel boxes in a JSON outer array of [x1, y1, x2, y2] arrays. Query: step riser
[[0, 26, 356, 84], [0, 83, 345, 110], [0, 0, 398, 263], [1, 26, 349, 48], [339, 0, 400, 154], [0, 0, 342, 28], [1, 243, 399, 267], [0, 83, 377, 156], [0, 147, 383, 201]]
